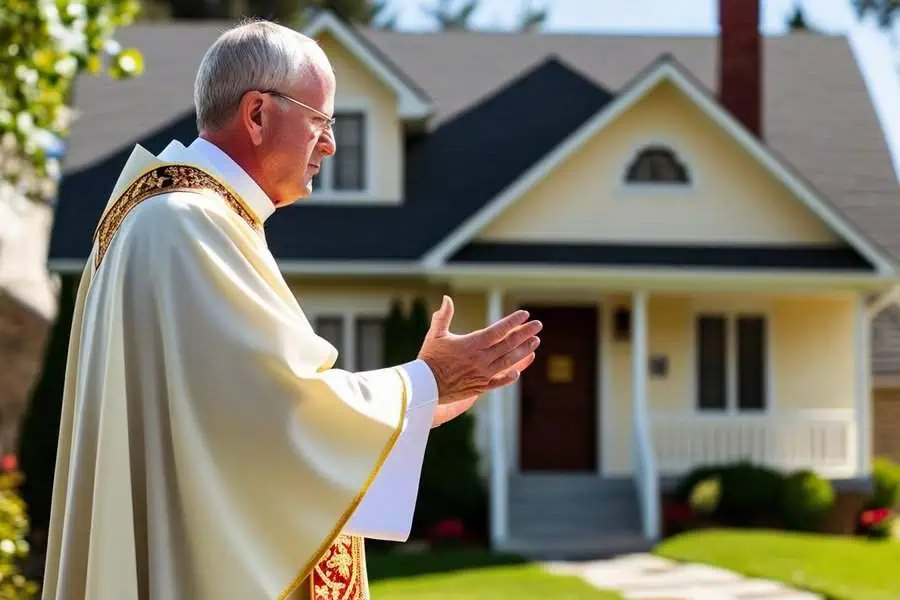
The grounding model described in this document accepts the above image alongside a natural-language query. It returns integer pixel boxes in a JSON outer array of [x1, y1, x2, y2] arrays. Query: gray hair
[[193, 19, 327, 132]]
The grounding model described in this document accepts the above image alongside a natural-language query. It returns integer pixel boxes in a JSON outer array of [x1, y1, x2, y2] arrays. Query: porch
[[465, 287, 871, 553]]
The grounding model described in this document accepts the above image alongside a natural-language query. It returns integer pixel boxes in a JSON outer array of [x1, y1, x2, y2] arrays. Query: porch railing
[[650, 409, 858, 479]]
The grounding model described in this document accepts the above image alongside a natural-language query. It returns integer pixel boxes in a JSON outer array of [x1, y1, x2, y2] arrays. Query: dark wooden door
[[518, 305, 598, 472]]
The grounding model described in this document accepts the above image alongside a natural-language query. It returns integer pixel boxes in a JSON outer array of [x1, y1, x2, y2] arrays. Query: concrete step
[[506, 475, 644, 547]]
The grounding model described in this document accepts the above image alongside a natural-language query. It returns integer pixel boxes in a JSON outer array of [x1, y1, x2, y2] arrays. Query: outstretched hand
[[417, 296, 541, 427]]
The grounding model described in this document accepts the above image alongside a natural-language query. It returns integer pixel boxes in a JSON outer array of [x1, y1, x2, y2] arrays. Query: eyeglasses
[[261, 90, 335, 133]]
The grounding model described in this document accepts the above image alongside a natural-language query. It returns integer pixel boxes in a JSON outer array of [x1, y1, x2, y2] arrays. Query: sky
[[380, 0, 900, 181], [387, 0, 861, 34]]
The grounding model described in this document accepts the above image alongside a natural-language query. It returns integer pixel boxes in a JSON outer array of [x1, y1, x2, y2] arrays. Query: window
[[315, 316, 345, 369], [313, 314, 384, 371], [312, 112, 367, 193], [625, 145, 690, 184], [355, 317, 385, 372], [696, 314, 767, 412]]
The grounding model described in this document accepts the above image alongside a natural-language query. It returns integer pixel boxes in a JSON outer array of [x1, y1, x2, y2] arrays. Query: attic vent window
[[625, 145, 690, 184]]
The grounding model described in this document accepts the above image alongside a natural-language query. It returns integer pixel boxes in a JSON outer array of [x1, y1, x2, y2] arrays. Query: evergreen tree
[[852, 0, 900, 29], [424, 0, 479, 30], [516, 0, 548, 32], [141, 0, 395, 25]]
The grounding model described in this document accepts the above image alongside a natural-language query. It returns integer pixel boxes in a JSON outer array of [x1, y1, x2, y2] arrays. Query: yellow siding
[[313, 33, 402, 202], [604, 293, 857, 475], [477, 81, 840, 245]]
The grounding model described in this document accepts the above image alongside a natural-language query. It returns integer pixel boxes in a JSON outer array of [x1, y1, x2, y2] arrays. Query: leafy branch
[[0, 0, 144, 203]]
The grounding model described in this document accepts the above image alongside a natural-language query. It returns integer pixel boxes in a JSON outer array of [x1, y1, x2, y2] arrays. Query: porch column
[[631, 291, 648, 439], [487, 287, 508, 547], [631, 290, 660, 539], [856, 293, 872, 475]]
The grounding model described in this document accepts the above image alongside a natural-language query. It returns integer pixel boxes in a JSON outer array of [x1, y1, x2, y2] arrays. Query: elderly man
[[41, 18, 541, 600]]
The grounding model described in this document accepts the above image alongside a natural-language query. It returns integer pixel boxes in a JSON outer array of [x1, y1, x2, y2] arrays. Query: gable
[[304, 12, 431, 120], [316, 32, 396, 107], [312, 31, 403, 202], [425, 58, 896, 274], [477, 80, 842, 247]]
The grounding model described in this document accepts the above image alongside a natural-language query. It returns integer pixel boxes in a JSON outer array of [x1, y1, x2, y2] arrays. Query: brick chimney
[[718, 0, 763, 137]]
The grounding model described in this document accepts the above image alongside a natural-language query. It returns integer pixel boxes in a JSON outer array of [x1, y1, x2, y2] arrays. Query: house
[[46, 0, 900, 554]]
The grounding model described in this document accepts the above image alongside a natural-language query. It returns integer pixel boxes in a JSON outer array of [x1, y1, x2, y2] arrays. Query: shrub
[[688, 477, 721, 516], [857, 507, 896, 539], [673, 465, 721, 503], [871, 457, 900, 510], [716, 462, 785, 525], [780, 469, 835, 531], [0, 457, 39, 599], [675, 462, 786, 527]]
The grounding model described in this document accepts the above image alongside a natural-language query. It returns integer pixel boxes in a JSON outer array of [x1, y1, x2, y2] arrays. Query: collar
[[181, 137, 276, 223]]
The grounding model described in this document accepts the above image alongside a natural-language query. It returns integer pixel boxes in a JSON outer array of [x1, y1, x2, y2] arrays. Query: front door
[[518, 305, 598, 472]]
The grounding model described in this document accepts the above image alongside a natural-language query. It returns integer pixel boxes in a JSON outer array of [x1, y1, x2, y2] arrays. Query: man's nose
[[318, 131, 336, 157]]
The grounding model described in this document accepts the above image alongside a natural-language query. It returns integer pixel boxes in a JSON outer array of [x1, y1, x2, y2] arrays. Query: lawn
[[366, 547, 622, 599], [655, 529, 900, 600]]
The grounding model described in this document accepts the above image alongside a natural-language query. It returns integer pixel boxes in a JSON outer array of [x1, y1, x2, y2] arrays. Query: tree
[[516, 0, 548, 32], [424, 0, 479, 30], [786, 3, 819, 33], [1, 2, 143, 584], [424, 0, 548, 33], [141, 0, 396, 25], [852, 0, 900, 29], [1, 0, 144, 204]]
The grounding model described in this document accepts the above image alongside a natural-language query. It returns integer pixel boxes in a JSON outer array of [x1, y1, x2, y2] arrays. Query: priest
[[41, 17, 541, 600]]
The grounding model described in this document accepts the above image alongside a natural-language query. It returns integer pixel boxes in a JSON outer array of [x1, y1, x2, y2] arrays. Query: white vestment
[[41, 138, 438, 600]]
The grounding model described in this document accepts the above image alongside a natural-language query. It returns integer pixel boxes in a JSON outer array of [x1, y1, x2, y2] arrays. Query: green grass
[[655, 529, 900, 600], [366, 547, 622, 599]]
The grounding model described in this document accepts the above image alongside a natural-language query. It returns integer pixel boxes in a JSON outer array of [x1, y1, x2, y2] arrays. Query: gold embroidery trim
[[92, 163, 263, 269], [277, 367, 409, 600]]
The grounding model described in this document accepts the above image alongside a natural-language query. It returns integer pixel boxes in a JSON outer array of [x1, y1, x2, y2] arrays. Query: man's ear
[[240, 92, 266, 146]]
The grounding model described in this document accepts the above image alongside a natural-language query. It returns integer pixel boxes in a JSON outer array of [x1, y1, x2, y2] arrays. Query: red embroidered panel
[[309, 535, 365, 600]]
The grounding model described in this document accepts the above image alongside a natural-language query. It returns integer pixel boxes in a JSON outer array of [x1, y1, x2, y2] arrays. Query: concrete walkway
[[543, 553, 822, 600]]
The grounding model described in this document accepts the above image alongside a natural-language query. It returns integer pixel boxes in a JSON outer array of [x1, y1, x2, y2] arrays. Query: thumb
[[429, 295, 454, 336]]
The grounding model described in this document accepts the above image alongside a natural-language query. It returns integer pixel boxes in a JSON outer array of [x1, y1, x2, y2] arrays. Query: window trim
[[308, 98, 375, 203], [617, 139, 697, 195], [310, 308, 388, 372], [690, 306, 775, 416]]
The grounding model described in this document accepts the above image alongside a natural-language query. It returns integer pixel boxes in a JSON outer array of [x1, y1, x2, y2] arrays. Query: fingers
[[485, 352, 536, 391], [486, 320, 542, 360], [428, 295, 455, 336], [512, 351, 536, 373], [490, 336, 540, 372], [474, 309, 530, 345], [487, 369, 520, 389]]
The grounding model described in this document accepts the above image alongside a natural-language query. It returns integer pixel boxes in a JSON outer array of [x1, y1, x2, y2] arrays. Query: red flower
[[665, 502, 694, 522], [0, 454, 17, 472], [428, 519, 465, 540], [860, 508, 891, 526]]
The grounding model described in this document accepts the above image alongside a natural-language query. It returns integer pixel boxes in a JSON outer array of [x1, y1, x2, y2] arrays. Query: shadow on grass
[[365, 543, 529, 582]]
